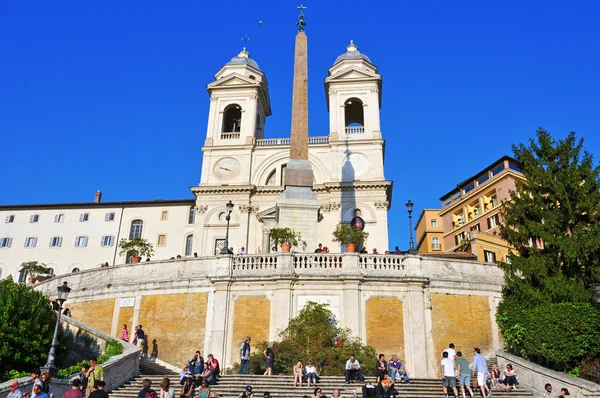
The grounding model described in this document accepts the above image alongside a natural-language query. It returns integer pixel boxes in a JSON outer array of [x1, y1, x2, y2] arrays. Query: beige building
[[415, 209, 445, 252], [438, 156, 525, 262]]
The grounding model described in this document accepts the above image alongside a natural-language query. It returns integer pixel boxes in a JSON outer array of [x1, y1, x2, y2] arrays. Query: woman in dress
[[121, 324, 129, 342], [160, 378, 175, 398], [263, 344, 275, 376], [293, 361, 304, 387], [197, 380, 211, 398]]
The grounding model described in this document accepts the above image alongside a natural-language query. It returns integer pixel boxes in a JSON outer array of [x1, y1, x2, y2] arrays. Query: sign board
[[120, 297, 135, 307], [297, 295, 341, 321]]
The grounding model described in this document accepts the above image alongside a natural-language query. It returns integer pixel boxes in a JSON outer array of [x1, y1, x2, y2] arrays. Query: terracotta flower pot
[[281, 243, 292, 253], [27, 277, 37, 285], [131, 256, 142, 263], [346, 243, 356, 253]]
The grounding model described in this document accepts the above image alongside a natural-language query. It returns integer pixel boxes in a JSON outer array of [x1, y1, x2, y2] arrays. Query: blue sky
[[2, 1, 599, 250]]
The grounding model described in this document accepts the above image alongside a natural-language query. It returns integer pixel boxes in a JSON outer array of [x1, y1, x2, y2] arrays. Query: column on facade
[[205, 282, 231, 364], [403, 281, 435, 378]]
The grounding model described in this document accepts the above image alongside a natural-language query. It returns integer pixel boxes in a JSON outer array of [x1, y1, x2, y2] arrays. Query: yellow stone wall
[[365, 297, 405, 361], [431, 294, 493, 375], [67, 299, 115, 335], [138, 293, 208, 367], [231, 296, 271, 366], [117, 306, 135, 340]]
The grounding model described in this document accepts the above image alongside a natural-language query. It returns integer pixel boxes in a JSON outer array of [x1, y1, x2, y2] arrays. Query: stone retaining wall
[[496, 351, 600, 398]]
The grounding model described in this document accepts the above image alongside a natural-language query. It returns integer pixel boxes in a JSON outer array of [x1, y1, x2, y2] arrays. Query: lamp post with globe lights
[[41, 281, 71, 376]]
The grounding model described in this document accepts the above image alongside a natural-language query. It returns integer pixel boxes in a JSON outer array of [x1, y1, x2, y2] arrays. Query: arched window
[[223, 104, 242, 133], [185, 234, 194, 256], [265, 169, 277, 186], [18, 268, 27, 283], [129, 219, 143, 239], [344, 98, 364, 134], [71, 267, 80, 273]]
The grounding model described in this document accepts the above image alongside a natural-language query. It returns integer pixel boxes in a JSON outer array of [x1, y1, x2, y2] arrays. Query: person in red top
[[206, 354, 220, 382], [63, 379, 83, 398]]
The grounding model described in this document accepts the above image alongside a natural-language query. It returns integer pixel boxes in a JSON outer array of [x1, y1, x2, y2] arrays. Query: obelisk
[[276, 4, 320, 252]]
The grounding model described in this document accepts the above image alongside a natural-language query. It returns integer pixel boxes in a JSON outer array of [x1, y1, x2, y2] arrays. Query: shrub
[[0, 276, 57, 381], [497, 301, 600, 372]]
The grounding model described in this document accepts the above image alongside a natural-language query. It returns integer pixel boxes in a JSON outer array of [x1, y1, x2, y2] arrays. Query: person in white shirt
[[441, 351, 458, 398], [442, 343, 457, 363], [305, 361, 318, 387], [238, 247, 247, 255], [344, 355, 365, 383]]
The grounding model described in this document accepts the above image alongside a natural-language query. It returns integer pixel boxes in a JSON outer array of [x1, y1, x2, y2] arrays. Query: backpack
[[146, 389, 158, 398]]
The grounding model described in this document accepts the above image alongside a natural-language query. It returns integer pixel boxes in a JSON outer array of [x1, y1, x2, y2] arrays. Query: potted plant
[[332, 223, 369, 253], [20, 261, 49, 284], [118, 237, 155, 263], [269, 227, 306, 252]]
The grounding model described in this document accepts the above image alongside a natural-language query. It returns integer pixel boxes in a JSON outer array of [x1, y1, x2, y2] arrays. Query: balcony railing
[[345, 126, 365, 134], [255, 136, 329, 146], [221, 132, 240, 139], [432, 243, 442, 250]]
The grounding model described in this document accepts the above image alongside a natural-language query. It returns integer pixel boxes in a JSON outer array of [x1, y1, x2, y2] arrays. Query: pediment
[[326, 67, 380, 83], [208, 73, 259, 89], [256, 206, 277, 221]]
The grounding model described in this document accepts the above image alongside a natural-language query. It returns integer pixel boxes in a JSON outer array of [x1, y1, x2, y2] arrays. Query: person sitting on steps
[[293, 361, 304, 387], [345, 355, 365, 384]]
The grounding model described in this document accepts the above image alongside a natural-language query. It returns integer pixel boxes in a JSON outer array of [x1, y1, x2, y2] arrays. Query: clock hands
[[219, 166, 232, 172]]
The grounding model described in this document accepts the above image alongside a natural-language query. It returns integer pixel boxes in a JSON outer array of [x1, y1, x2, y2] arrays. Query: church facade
[[0, 41, 392, 278]]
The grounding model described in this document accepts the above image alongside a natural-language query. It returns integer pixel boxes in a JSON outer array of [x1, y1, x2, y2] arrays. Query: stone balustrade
[[254, 136, 329, 146]]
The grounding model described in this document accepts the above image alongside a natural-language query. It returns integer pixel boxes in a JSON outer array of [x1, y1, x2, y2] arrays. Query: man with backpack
[[137, 379, 156, 398]]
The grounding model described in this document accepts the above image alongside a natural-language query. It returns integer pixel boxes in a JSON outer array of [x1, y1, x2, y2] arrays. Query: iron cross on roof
[[241, 35, 250, 50], [296, 4, 307, 32]]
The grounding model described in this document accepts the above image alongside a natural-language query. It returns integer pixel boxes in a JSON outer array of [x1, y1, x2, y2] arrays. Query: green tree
[[249, 302, 376, 376], [500, 128, 600, 305], [0, 276, 57, 379], [497, 128, 600, 375]]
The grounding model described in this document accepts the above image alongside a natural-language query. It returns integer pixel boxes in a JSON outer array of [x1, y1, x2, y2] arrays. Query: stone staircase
[[108, 358, 534, 398]]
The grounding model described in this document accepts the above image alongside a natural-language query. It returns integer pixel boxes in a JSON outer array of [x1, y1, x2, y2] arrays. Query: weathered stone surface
[[67, 298, 115, 335], [231, 295, 271, 366], [138, 293, 208, 367], [290, 31, 309, 160], [366, 296, 405, 361], [431, 294, 493, 376]]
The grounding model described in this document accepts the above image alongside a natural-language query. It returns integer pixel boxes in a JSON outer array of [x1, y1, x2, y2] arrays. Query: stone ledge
[[496, 350, 600, 398]]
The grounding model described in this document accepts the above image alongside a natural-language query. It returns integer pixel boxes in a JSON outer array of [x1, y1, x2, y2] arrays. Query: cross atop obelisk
[[276, 4, 319, 253]]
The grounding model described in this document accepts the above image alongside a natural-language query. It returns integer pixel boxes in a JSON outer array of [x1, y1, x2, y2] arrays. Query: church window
[[188, 207, 195, 224], [344, 98, 364, 133], [129, 219, 143, 239], [265, 169, 277, 186], [223, 104, 242, 133], [185, 234, 193, 256]]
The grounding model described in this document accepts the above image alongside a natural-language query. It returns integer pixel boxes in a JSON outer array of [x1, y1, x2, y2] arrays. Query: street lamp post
[[405, 200, 417, 254], [41, 281, 71, 376], [220, 200, 235, 255]]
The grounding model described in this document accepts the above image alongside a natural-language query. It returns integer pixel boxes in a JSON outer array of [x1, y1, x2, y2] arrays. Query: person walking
[[472, 348, 490, 398], [263, 344, 275, 376], [135, 325, 146, 355], [456, 352, 474, 398], [239, 337, 251, 375], [441, 351, 458, 398]]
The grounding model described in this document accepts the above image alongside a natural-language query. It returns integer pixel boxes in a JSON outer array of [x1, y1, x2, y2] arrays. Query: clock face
[[213, 157, 241, 180], [342, 153, 369, 180]]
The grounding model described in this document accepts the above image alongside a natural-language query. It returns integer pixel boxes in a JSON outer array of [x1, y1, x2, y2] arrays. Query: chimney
[[94, 190, 102, 203]]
